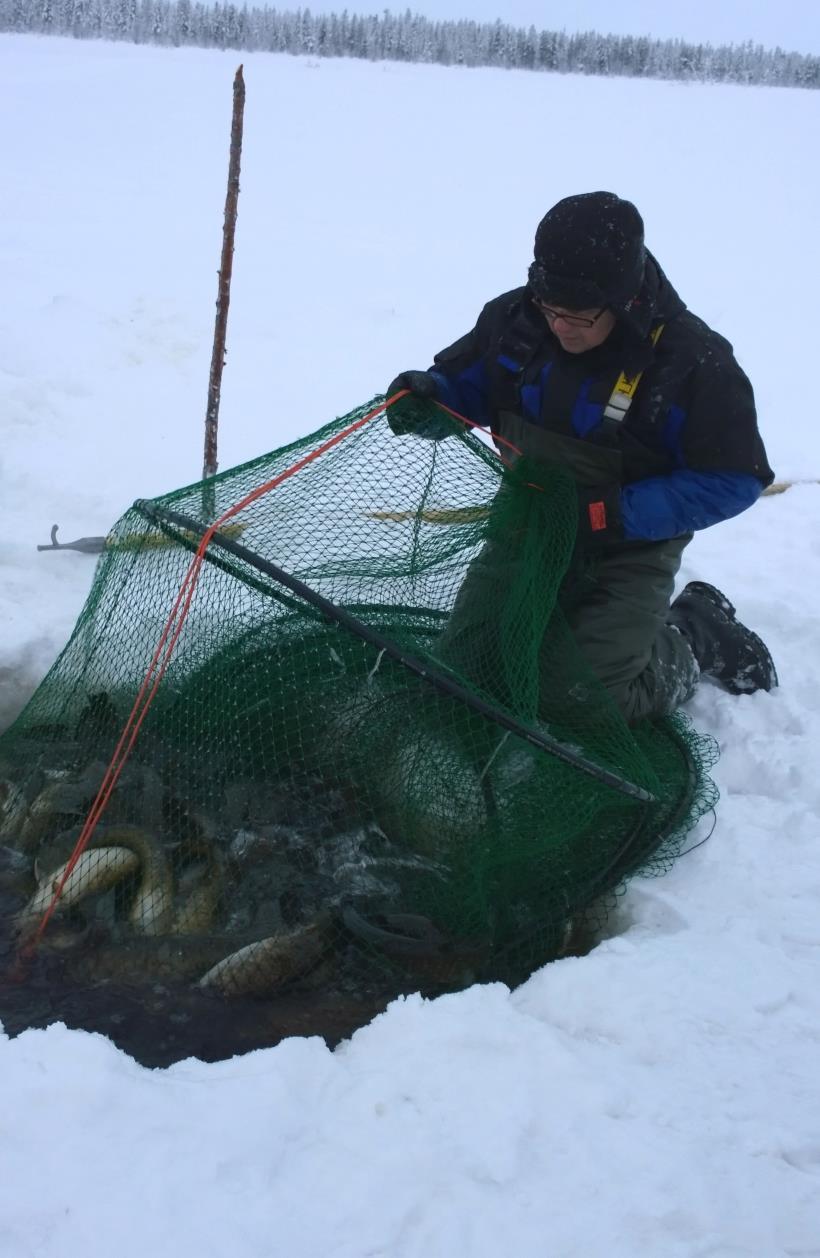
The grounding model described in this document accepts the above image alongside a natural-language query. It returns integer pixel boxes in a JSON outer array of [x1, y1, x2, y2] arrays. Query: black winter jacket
[[426, 254, 773, 542]]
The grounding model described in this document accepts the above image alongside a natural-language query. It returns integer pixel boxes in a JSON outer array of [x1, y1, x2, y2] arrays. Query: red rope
[[431, 397, 545, 492]]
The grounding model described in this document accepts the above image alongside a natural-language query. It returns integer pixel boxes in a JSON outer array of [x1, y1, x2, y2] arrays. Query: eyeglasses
[[532, 298, 608, 329]]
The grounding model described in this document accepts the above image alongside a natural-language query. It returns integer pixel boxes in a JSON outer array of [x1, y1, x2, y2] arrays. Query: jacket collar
[[618, 251, 685, 339]]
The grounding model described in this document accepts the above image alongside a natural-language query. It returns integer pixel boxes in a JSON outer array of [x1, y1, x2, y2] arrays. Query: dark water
[[0, 914, 597, 1067], [0, 976, 392, 1067], [0, 942, 394, 1067], [0, 875, 399, 1066]]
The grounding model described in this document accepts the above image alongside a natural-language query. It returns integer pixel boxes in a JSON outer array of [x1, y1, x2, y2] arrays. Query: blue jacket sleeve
[[429, 308, 497, 428], [428, 363, 492, 428], [620, 469, 763, 541]]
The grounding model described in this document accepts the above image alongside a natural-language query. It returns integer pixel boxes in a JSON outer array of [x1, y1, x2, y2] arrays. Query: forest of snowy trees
[[1, 0, 817, 89]]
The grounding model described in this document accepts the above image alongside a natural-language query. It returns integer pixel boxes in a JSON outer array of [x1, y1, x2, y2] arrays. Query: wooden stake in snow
[[203, 64, 245, 500]]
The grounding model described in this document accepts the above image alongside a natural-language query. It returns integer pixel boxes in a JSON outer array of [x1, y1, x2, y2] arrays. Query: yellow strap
[[603, 324, 665, 422]]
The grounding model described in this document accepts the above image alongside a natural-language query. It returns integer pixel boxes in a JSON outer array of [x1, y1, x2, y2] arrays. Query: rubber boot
[[667, 581, 778, 695]]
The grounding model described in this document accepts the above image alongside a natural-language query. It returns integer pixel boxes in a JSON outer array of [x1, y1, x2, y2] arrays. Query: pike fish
[[342, 906, 489, 987], [17, 776, 96, 854], [0, 761, 107, 856], [197, 916, 332, 997], [17, 845, 140, 925], [15, 825, 174, 935], [171, 840, 222, 935], [119, 825, 174, 936], [369, 505, 491, 526]]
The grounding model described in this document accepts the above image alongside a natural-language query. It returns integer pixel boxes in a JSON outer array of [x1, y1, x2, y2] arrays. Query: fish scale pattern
[[0, 396, 718, 1011]]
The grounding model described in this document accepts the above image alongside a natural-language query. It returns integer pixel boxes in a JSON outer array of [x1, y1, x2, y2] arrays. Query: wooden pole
[[203, 64, 245, 513]]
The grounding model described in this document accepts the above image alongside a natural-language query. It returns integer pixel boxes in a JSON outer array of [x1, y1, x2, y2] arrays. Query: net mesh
[[0, 397, 718, 1024]]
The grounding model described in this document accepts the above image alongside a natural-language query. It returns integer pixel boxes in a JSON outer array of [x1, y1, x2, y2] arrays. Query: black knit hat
[[528, 192, 646, 314]]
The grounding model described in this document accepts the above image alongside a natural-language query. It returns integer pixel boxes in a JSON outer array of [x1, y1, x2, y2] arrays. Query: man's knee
[[595, 626, 699, 723]]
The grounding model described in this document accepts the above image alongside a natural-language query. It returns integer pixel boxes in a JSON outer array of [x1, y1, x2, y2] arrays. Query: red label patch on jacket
[[588, 501, 608, 532]]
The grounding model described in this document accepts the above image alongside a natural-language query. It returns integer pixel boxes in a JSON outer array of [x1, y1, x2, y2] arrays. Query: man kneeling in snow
[[386, 191, 777, 723]]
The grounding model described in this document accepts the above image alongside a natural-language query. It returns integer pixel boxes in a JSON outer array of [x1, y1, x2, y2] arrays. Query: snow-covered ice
[[1, 34, 819, 1257]]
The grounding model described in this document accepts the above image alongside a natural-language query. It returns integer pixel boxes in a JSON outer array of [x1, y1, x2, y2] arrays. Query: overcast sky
[[363, 1, 820, 56]]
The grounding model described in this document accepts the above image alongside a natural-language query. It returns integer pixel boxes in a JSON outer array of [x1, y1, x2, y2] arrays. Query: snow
[[2, 33, 820, 1257]]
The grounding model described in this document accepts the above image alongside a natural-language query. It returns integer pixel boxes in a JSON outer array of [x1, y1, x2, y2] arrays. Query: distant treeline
[[2, 1, 818, 89]]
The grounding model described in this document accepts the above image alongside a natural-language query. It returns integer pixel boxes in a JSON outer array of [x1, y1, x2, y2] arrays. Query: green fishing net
[[0, 397, 718, 1015]]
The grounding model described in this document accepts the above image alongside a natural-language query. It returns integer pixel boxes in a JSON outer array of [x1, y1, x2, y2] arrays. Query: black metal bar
[[133, 499, 656, 803]]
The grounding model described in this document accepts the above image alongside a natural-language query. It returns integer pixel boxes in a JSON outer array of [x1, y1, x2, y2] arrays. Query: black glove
[[386, 369, 439, 402], [385, 370, 454, 440], [577, 484, 623, 547]]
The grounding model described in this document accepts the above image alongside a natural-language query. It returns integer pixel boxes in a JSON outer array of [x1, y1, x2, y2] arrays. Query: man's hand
[[385, 370, 454, 440], [386, 369, 439, 402]]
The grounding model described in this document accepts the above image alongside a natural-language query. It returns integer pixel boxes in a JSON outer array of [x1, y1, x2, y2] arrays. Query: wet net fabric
[[0, 397, 718, 1013]]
